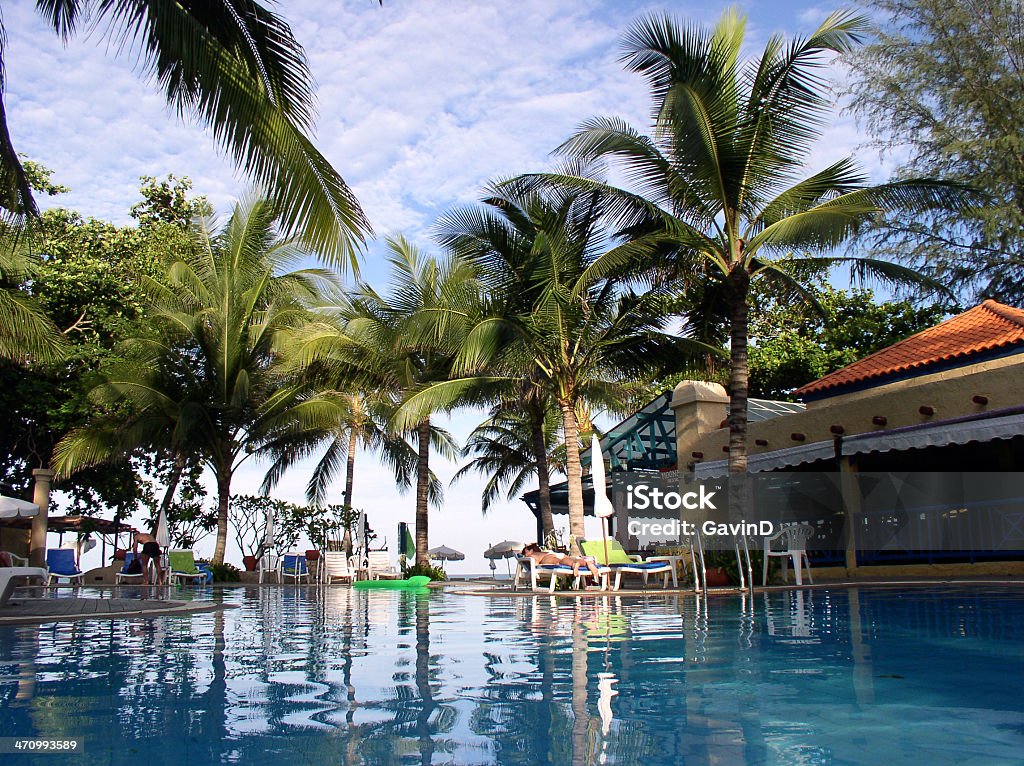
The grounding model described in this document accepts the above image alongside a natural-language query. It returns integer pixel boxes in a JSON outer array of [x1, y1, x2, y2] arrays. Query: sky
[[6, 0, 901, 574]]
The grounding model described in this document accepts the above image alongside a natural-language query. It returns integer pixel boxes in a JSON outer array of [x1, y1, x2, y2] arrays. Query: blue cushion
[[610, 561, 669, 570]]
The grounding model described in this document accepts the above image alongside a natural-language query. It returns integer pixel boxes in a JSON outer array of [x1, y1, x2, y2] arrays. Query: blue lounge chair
[[46, 549, 85, 586], [580, 539, 673, 591], [280, 553, 309, 583], [513, 554, 609, 592], [115, 552, 145, 584]]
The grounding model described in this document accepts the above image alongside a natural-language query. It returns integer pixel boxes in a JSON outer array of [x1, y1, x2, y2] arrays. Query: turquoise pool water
[[1, 585, 1022, 765]]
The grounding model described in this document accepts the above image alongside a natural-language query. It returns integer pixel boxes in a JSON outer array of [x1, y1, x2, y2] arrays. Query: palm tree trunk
[[558, 398, 586, 554], [529, 403, 555, 542], [727, 267, 751, 474], [212, 462, 231, 565], [343, 427, 358, 508], [415, 418, 431, 566], [158, 451, 187, 522]]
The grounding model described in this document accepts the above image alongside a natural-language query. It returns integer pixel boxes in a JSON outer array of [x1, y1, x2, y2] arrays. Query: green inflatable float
[[352, 575, 431, 589]]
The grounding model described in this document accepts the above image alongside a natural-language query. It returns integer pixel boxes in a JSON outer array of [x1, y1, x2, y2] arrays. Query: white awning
[[693, 439, 837, 479], [843, 411, 1024, 456]]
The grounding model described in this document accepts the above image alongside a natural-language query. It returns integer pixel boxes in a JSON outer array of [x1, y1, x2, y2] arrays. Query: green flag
[[399, 522, 415, 558]]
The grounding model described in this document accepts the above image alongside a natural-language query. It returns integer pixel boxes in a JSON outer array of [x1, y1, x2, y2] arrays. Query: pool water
[[1, 585, 1022, 765]]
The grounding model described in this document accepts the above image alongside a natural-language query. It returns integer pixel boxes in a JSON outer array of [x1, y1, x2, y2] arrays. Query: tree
[[535, 9, 969, 474], [402, 181, 702, 551], [278, 236, 466, 565], [747, 287, 947, 399], [0, 229, 66, 362], [847, 0, 1024, 304], [0, 1, 370, 263], [53, 197, 337, 564]]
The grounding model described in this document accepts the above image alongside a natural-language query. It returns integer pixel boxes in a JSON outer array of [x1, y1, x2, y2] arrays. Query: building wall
[[673, 352, 1024, 466]]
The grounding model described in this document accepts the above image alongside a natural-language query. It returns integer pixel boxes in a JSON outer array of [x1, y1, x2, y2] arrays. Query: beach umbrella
[[355, 510, 367, 555], [155, 506, 169, 548], [484, 540, 524, 577], [262, 504, 275, 555], [428, 545, 464, 569], [591, 434, 615, 565], [0, 495, 39, 518]]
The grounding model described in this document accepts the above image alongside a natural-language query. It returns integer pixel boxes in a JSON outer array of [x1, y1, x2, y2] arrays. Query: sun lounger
[[579, 539, 673, 591], [323, 552, 356, 584], [115, 552, 145, 584], [513, 555, 608, 592], [46, 548, 84, 586], [0, 566, 48, 606], [168, 550, 207, 585], [366, 550, 401, 580], [280, 553, 310, 583]]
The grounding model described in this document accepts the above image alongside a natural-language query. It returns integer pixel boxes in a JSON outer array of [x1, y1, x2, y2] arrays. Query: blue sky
[[7, 1, 899, 571]]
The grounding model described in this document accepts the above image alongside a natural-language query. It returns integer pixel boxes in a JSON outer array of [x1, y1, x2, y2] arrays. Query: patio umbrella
[[428, 545, 465, 569], [262, 504, 275, 554], [0, 495, 39, 518], [591, 434, 615, 565], [483, 540, 524, 577], [155, 506, 169, 548], [355, 510, 367, 556]]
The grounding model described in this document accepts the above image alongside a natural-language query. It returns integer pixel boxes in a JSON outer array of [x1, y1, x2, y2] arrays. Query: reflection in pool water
[[1, 585, 1023, 765]]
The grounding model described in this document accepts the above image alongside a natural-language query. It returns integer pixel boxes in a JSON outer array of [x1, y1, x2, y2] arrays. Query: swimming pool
[[1, 585, 1022, 765]]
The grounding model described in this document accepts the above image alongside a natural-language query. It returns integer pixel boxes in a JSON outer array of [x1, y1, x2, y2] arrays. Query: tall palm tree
[[530, 9, 973, 474], [1, 1, 369, 263], [401, 182, 708, 551], [453, 398, 564, 519], [282, 235, 471, 565], [53, 197, 336, 563], [0, 228, 66, 362]]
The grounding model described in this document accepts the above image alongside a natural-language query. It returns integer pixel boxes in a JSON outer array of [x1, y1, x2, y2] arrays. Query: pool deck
[[0, 587, 224, 626]]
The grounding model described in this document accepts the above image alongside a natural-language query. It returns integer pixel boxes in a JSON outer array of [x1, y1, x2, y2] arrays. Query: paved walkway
[[0, 587, 223, 625]]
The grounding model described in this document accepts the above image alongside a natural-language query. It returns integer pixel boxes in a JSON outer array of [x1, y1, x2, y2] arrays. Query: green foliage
[[402, 562, 447, 582], [209, 562, 241, 583], [746, 287, 948, 399], [130, 176, 212, 226], [847, 0, 1024, 304], [229, 495, 290, 558]]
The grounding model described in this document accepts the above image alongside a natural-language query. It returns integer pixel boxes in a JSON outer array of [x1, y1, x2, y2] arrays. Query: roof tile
[[795, 300, 1024, 397]]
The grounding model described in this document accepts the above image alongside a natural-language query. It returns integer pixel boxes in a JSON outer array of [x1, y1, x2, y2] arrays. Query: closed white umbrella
[[155, 507, 169, 548], [0, 495, 39, 518], [263, 504, 275, 554], [591, 434, 614, 565], [355, 510, 367, 556]]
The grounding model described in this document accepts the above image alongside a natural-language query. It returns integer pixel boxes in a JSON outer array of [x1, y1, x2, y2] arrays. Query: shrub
[[403, 563, 447, 581], [210, 563, 241, 582]]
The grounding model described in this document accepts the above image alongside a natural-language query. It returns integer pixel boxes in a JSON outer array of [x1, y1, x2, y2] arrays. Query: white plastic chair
[[366, 550, 400, 580], [259, 553, 280, 583], [763, 524, 814, 586], [323, 552, 356, 584]]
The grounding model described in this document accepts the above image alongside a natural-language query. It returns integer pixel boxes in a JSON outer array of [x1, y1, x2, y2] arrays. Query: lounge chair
[[579, 539, 673, 591], [46, 548, 85, 586], [366, 550, 401, 580], [513, 554, 608, 593], [168, 550, 206, 586], [280, 553, 310, 584], [115, 552, 145, 584], [323, 551, 356, 584], [0, 558, 48, 606], [259, 552, 280, 584]]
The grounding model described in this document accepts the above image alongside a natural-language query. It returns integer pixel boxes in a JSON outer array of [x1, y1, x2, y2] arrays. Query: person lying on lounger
[[522, 543, 602, 580]]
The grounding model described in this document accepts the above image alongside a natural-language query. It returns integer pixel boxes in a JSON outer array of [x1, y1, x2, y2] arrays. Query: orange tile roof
[[795, 300, 1024, 398]]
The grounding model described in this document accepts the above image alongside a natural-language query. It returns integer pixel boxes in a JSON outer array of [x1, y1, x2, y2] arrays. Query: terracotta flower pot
[[113, 548, 127, 561], [305, 550, 320, 562], [243, 555, 258, 572], [704, 567, 731, 587]]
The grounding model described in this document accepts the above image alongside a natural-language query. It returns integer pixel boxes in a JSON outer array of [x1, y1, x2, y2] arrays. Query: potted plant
[[702, 551, 736, 586]]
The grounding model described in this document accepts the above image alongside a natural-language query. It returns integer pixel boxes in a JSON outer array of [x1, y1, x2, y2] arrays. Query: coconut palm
[[525, 9, 974, 473], [53, 197, 338, 563], [400, 181, 709, 551], [0, 229, 66, 362], [453, 397, 564, 518], [0, 1, 369, 263], [281, 235, 472, 565]]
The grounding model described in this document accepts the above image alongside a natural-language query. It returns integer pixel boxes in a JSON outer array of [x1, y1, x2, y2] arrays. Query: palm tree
[[53, 197, 337, 563], [531, 9, 973, 474], [401, 182, 707, 551], [0, 229, 66, 362], [453, 398, 564, 520], [282, 235, 471, 565], [0, 2, 370, 263]]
